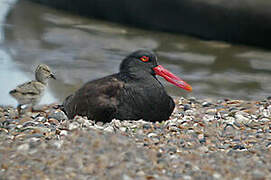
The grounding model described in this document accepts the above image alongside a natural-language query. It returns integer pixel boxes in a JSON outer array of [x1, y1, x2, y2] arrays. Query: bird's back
[[63, 73, 175, 122], [9, 80, 46, 105], [63, 74, 124, 122]]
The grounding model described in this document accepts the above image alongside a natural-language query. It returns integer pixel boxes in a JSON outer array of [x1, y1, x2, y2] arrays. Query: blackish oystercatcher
[[63, 50, 192, 122]]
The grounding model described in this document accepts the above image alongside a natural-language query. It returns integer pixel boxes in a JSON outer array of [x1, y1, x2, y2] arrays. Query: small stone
[[137, 170, 145, 176], [19, 117, 33, 125], [48, 110, 68, 121], [0, 128, 8, 134], [152, 138, 160, 144], [202, 101, 212, 107], [251, 169, 265, 180], [213, 173, 222, 179], [225, 117, 235, 124], [94, 124, 104, 130], [0, 117, 6, 123], [235, 113, 251, 125], [119, 127, 127, 132], [52, 140, 64, 149], [185, 110, 194, 116], [148, 133, 158, 138], [74, 116, 87, 123], [82, 120, 93, 128], [232, 145, 246, 150], [48, 118, 60, 125], [142, 124, 152, 130], [203, 115, 215, 122], [183, 175, 192, 180], [217, 144, 230, 149], [35, 116, 47, 122], [217, 99, 224, 103], [68, 122, 80, 130], [168, 126, 179, 131], [198, 146, 209, 153], [111, 119, 122, 128], [223, 124, 236, 135], [206, 108, 217, 115], [8, 124, 18, 131], [263, 109, 270, 118], [28, 112, 41, 118], [27, 133, 44, 139], [96, 121, 104, 126], [198, 134, 206, 143], [22, 120, 39, 127], [183, 104, 190, 111], [104, 126, 114, 133], [60, 130, 68, 136], [0, 112, 4, 118], [31, 126, 50, 133], [188, 97, 196, 102], [123, 174, 133, 180], [7, 108, 17, 119], [17, 143, 30, 152]]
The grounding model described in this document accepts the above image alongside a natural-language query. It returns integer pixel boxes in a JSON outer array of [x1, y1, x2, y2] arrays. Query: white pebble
[[17, 143, 30, 152], [94, 124, 104, 130], [213, 173, 222, 179], [147, 133, 158, 138], [119, 127, 127, 132], [68, 122, 80, 130], [235, 114, 251, 125], [203, 115, 215, 122], [225, 117, 235, 124], [53, 140, 64, 149], [104, 126, 114, 133], [60, 130, 68, 136]]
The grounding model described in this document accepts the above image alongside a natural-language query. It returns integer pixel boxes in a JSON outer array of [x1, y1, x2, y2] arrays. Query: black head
[[119, 50, 159, 76], [119, 50, 192, 91]]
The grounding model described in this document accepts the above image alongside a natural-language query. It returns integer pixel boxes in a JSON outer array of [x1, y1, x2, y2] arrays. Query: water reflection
[[0, 49, 56, 106], [0, 0, 56, 106], [1, 0, 271, 106]]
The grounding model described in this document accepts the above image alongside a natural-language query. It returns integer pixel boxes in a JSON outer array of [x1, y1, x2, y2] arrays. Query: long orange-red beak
[[153, 65, 192, 92]]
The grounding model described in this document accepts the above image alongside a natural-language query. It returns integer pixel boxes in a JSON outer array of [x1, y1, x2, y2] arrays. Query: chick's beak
[[50, 73, 56, 80]]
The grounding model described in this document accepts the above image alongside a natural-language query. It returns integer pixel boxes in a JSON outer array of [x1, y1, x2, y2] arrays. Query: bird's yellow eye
[[140, 56, 149, 62]]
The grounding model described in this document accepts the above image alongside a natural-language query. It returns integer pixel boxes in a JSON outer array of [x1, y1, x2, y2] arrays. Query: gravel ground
[[0, 97, 271, 180]]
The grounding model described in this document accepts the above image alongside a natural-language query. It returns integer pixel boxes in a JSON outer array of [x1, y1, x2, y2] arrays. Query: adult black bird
[[63, 50, 192, 122]]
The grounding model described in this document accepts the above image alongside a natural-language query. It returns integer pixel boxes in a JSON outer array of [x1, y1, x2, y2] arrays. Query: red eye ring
[[140, 56, 149, 62]]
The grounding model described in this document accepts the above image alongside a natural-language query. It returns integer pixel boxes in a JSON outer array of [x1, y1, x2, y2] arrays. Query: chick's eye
[[140, 56, 149, 62]]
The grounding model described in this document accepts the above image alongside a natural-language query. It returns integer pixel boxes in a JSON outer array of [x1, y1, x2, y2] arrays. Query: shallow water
[[1, 0, 271, 106]]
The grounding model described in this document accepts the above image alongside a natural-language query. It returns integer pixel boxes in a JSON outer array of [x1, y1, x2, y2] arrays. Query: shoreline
[[1, 97, 271, 179]]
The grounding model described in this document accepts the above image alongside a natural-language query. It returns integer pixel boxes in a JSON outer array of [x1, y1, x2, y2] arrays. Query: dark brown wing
[[63, 74, 124, 122]]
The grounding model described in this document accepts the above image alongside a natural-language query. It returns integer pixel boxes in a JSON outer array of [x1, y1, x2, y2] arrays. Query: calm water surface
[[1, 0, 271, 106]]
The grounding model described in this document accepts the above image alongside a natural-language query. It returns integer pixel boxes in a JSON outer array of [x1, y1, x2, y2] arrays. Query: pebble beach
[[1, 97, 271, 180]]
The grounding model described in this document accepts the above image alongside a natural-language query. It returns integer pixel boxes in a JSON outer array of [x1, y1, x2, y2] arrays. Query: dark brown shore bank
[[1, 97, 271, 179], [27, 0, 271, 49]]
